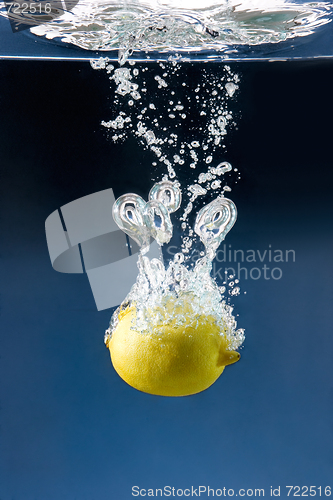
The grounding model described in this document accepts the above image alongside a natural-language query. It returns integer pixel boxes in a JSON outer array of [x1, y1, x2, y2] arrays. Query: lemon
[[106, 298, 240, 397]]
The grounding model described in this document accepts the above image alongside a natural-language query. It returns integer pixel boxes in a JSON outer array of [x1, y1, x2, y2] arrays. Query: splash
[[105, 179, 245, 352], [23, 0, 333, 60], [84, 34, 249, 396], [90, 57, 245, 354]]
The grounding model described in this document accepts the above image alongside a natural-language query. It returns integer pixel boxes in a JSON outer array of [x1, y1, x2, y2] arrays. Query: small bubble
[[174, 253, 185, 263], [90, 57, 108, 70], [225, 82, 238, 97], [211, 180, 221, 190], [180, 279, 188, 289]]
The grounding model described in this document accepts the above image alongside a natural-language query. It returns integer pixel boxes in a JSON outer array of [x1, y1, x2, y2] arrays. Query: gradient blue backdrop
[[0, 60, 332, 500]]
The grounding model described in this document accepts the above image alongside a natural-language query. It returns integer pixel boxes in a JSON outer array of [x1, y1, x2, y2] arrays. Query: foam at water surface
[[13, 0, 332, 60]]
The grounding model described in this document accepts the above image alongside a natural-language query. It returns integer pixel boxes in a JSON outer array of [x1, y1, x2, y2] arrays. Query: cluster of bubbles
[[94, 58, 241, 225], [91, 56, 244, 346], [105, 179, 245, 351]]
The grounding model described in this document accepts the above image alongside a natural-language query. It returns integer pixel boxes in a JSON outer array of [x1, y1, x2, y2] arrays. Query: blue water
[[1, 0, 333, 494], [0, 56, 332, 499]]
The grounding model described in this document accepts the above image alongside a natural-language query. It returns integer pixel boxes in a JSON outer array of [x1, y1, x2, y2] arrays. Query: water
[[1, 1, 333, 496], [1, 0, 331, 364], [8, 0, 333, 59]]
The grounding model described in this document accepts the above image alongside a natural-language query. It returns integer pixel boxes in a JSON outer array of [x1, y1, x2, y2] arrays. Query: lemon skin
[[106, 305, 240, 397]]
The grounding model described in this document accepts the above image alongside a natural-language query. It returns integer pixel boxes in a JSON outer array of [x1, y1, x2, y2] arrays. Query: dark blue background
[[0, 60, 332, 500]]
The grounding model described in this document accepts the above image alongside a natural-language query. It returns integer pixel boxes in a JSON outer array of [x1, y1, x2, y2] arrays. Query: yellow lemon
[[106, 298, 240, 397]]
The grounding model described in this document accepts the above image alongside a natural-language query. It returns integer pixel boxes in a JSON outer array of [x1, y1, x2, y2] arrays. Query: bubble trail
[[88, 54, 246, 396], [109, 183, 244, 354]]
